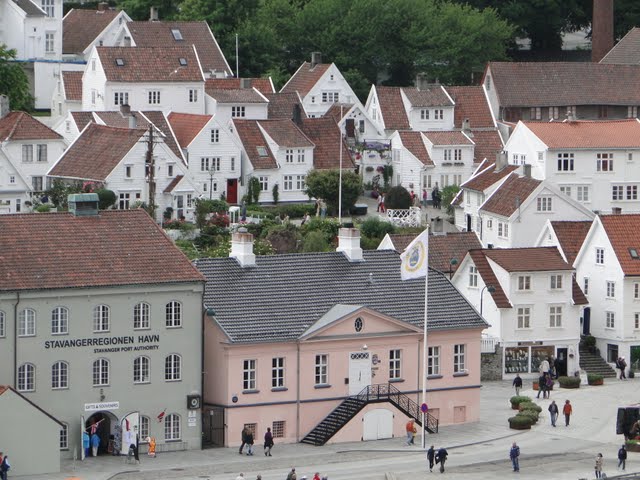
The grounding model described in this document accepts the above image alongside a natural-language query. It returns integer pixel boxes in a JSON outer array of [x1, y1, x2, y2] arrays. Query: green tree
[[115, 0, 178, 20], [440, 185, 460, 215], [96, 189, 117, 210], [194, 198, 229, 228], [45, 180, 83, 209], [0, 44, 33, 111], [304, 169, 362, 216], [384, 186, 411, 209], [302, 230, 331, 252], [249, 177, 261, 204], [265, 224, 300, 253]]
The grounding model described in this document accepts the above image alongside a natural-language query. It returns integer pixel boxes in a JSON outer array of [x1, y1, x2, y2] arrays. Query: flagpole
[[422, 224, 429, 449], [338, 104, 343, 224]]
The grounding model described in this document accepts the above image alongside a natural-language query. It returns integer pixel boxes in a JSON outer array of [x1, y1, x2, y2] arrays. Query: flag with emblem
[[400, 228, 429, 280]]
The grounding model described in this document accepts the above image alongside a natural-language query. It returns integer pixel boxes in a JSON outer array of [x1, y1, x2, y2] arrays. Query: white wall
[[303, 64, 358, 117], [407, 106, 455, 131]]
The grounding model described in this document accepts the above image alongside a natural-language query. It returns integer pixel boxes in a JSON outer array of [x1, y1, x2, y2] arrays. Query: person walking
[[239, 426, 248, 455], [512, 373, 522, 396], [312, 473, 321, 480], [595, 453, 604, 478], [548, 400, 559, 427], [422, 188, 428, 207], [236, 473, 245, 480], [286, 467, 297, 480], [0, 454, 9, 480], [264, 427, 274, 457], [618, 444, 627, 471], [563, 399, 572, 426], [544, 374, 553, 399], [405, 419, 416, 445], [245, 428, 254, 456], [427, 445, 436, 472], [319, 199, 327, 219], [435, 446, 448, 473], [91, 432, 100, 457], [620, 357, 627, 380], [509, 442, 520, 472], [83, 431, 90, 458], [537, 373, 546, 399]]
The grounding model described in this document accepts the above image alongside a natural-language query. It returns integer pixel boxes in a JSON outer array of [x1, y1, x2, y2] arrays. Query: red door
[[227, 179, 238, 204]]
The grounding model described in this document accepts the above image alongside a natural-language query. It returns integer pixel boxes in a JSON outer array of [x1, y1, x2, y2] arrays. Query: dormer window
[[172, 29, 183, 41], [179, 58, 187, 66], [115, 58, 125, 67], [257, 146, 268, 157]]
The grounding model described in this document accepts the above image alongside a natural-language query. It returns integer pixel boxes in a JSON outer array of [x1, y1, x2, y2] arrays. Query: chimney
[[416, 73, 429, 91], [612, 207, 622, 214], [123, 36, 132, 47], [292, 103, 302, 126], [97, 2, 108, 11], [592, 0, 614, 62], [462, 118, 471, 134], [68, 193, 99, 216], [120, 103, 131, 116], [336, 228, 363, 262], [149, 6, 159, 21], [0, 95, 9, 118], [240, 78, 252, 89], [310, 52, 322, 68], [128, 113, 137, 129], [567, 111, 576, 122], [230, 227, 256, 267], [495, 151, 507, 172], [523, 164, 532, 178]]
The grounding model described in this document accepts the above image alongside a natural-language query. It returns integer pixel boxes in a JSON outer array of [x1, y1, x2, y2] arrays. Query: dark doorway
[[227, 179, 238, 204], [202, 406, 225, 448], [582, 307, 591, 335], [556, 348, 568, 377], [86, 412, 116, 455], [466, 214, 472, 232]]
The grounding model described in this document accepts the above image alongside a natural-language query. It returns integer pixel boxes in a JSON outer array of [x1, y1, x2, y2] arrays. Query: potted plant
[[626, 440, 640, 452], [519, 402, 542, 414], [516, 410, 539, 424], [587, 373, 604, 386], [510, 395, 531, 410], [584, 335, 597, 354], [508, 415, 533, 430], [558, 376, 581, 389]]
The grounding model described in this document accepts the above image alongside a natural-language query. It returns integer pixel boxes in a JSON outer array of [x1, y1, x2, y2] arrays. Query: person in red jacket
[[563, 399, 573, 426]]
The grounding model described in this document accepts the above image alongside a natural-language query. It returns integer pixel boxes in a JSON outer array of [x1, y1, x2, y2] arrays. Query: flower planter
[[590, 379, 604, 386], [627, 443, 640, 452], [509, 419, 532, 430]]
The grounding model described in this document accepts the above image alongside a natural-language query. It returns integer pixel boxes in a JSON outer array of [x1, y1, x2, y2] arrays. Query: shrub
[[510, 396, 531, 408], [164, 219, 183, 230], [96, 189, 117, 210], [302, 230, 331, 252], [584, 335, 596, 349], [301, 218, 341, 242], [519, 402, 542, 413], [265, 225, 300, 254], [359, 217, 396, 239], [208, 213, 230, 228], [35, 204, 51, 213], [384, 186, 411, 209], [253, 238, 276, 255], [587, 373, 604, 385], [508, 415, 532, 429], [262, 203, 315, 219], [360, 235, 382, 250], [272, 184, 279, 204], [517, 410, 539, 424], [558, 376, 581, 389]]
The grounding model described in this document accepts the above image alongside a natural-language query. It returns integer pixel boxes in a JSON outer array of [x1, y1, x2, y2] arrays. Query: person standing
[[0, 454, 9, 480], [380, 194, 385, 213], [620, 357, 627, 380], [91, 432, 100, 457], [320, 199, 327, 219], [83, 431, 90, 458], [312, 473, 321, 480], [509, 442, 520, 472], [548, 400, 559, 427], [422, 188, 428, 207], [544, 374, 553, 399], [239, 426, 248, 455], [245, 428, 254, 456], [427, 445, 436, 472], [512, 374, 522, 396], [595, 453, 604, 478], [618, 444, 627, 471], [286, 467, 297, 480], [435, 446, 448, 473], [377, 193, 383, 212], [563, 399, 572, 426], [537, 373, 546, 399], [236, 473, 245, 480], [264, 427, 274, 457], [405, 419, 416, 445]]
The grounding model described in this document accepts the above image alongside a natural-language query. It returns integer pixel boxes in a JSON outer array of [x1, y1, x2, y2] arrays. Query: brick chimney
[[230, 227, 256, 267], [495, 151, 508, 172], [592, 0, 614, 62], [0, 95, 9, 119], [336, 228, 363, 262], [310, 52, 322, 68]]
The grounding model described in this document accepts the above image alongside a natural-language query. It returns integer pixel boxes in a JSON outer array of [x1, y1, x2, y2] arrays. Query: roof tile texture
[[600, 28, 640, 65], [398, 131, 432, 166], [480, 174, 541, 217], [447, 85, 495, 128], [167, 112, 212, 149], [403, 86, 453, 107], [468, 129, 504, 164], [550, 220, 592, 265], [0, 112, 63, 141], [523, 119, 640, 148], [376, 86, 410, 130], [205, 78, 274, 95], [424, 131, 473, 146], [205, 88, 266, 104], [260, 120, 314, 148], [233, 120, 277, 170], [481, 246, 574, 272], [462, 163, 518, 192], [300, 117, 354, 169], [63, 9, 119, 54], [281, 62, 330, 97], [265, 92, 306, 120], [62, 71, 83, 101], [600, 214, 640, 276]]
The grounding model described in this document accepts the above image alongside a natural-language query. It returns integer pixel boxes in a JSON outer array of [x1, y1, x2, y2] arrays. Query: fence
[[481, 335, 499, 354], [387, 207, 421, 227]]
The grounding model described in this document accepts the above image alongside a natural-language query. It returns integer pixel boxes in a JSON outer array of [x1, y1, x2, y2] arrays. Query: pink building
[[196, 228, 486, 447]]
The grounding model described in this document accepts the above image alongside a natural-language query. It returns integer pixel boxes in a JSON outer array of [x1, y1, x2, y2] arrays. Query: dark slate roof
[[196, 250, 487, 343], [14, 0, 45, 16], [600, 28, 640, 65]]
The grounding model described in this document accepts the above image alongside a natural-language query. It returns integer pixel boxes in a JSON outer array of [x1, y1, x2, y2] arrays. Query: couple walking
[[426, 445, 448, 473], [239, 427, 275, 456], [547, 400, 572, 427]]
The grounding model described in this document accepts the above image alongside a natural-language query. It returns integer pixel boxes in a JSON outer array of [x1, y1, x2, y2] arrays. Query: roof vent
[[179, 57, 187, 66], [115, 58, 125, 67], [171, 28, 183, 40], [68, 193, 99, 217]]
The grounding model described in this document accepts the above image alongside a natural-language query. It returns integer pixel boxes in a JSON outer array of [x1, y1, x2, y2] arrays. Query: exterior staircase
[[301, 383, 439, 446], [579, 345, 617, 378]]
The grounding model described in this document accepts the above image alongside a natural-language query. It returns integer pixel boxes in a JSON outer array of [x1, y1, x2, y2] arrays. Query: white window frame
[[231, 106, 246, 118], [114, 91, 129, 106], [45, 32, 55, 54], [453, 344, 466, 373], [165, 354, 182, 381], [389, 349, 401, 379], [627, 185, 638, 200], [210, 129, 219, 143], [606, 311, 615, 328], [635, 312, 640, 330], [19, 308, 36, 336], [606, 281, 616, 298], [134, 356, 150, 384], [584, 277, 589, 295], [517, 275, 531, 291], [420, 109, 429, 120], [148, 90, 161, 105], [634, 283, 640, 299], [315, 354, 328, 385], [321, 92, 339, 103], [596, 248, 604, 265], [51, 306, 69, 335], [295, 175, 305, 190], [550, 274, 563, 290], [243, 359, 257, 390], [613, 185, 624, 201], [596, 153, 613, 172], [164, 414, 181, 441], [140, 416, 150, 440], [285, 149, 294, 163], [166, 301, 182, 327], [0, 310, 4, 337], [92, 358, 109, 386], [297, 149, 305, 163], [52, 361, 68, 389], [134, 302, 150, 330], [60, 423, 68, 450], [18, 363, 35, 391], [42, 0, 54, 16], [93, 305, 110, 332], [272, 357, 284, 388], [537, 196, 553, 212], [549, 305, 562, 328], [557, 152, 574, 172], [189, 89, 198, 103], [468, 265, 478, 287], [22, 144, 33, 163], [517, 306, 531, 329], [283, 175, 293, 191], [577, 185, 589, 202], [428, 346, 440, 376]]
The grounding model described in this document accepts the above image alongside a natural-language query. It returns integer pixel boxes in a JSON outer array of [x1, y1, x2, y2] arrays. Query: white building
[[504, 119, 640, 213], [204, 83, 269, 124], [452, 246, 587, 379]]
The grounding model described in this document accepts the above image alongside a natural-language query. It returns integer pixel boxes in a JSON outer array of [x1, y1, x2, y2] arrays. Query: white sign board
[[188, 418, 197, 427], [188, 410, 197, 418], [84, 401, 120, 412], [579, 370, 589, 386]]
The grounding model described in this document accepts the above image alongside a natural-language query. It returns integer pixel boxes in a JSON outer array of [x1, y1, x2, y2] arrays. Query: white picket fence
[[386, 207, 421, 227]]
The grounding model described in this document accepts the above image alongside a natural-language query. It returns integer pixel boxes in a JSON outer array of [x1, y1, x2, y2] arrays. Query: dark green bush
[[558, 376, 581, 388], [508, 415, 533, 429], [517, 410, 539, 424], [96, 189, 116, 210], [519, 402, 542, 413], [384, 186, 411, 209], [300, 218, 341, 243], [262, 203, 315, 219], [509, 395, 531, 407], [584, 335, 596, 348], [360, 235, 382, 250], [587, 373, 604, 385], [302, 230, 331, 252], [359, 217, 396, 239]]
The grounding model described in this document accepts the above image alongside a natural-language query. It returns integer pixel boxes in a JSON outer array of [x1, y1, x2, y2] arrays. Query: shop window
[[504, 347, 529, 374], [531, 346, 555, 373]]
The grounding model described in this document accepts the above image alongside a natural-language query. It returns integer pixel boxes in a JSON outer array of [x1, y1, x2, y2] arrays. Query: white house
[[0, 108, 67, 213], [573, 214, 640, 371], [50, 71, 83, 121], [504, 119, 640, 214], [452, 246, 587, 379], [477, 170, 595, 248], [204, 82, 269, 124], [82, 45, 205, 114], [280, 53, 358, 118]]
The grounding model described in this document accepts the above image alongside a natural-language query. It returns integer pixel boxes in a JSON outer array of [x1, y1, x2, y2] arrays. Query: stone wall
[[481, 344, 503, 381]]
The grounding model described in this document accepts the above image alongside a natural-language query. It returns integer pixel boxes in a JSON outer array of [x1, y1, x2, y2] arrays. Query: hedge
[[510, 395, 531, 408], [519, 402, 542, 413], [508, 415, 533, 429], [587, 373, 604, 385], [558, 376, 581, 389], [517, 410, 539, 424]]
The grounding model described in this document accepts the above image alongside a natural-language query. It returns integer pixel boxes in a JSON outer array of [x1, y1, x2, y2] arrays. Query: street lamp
[[448, 258, 458, 280], [208, 168, 215, 200], [480, 284, 496, 316]]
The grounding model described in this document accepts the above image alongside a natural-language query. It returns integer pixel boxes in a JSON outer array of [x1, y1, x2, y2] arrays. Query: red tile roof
[[600, 214, 640, 276], [163, 175, 184, 193], [205, 87, 266, 104], [70, 111, 96, 130], [63, 8, 120, 54], [482, 246, 574, 272], [62, 71, 83, 101], [49, 123, 145, 181], [468, 250, 511, 308], [403, 86, 453, 107], [522, 119, 640, 148], [480, 173, 541, 217], [205, 78, 274, 95], [324, 103, 353, 123], [127, 21, 231, 76], [549, 220, 592, 265], [0, 112, 63, 141], [0, 209, 204, 291], [167, 112, 212, 149], [97, 46, 203, 82], [233, 120, 277, 170], [600, 28, 640, 65], [572, 276, 589, 305], [265, 92, 307, 120], [260, 120, 314, 148], [398, 131, 432, 166], [487, 61, 640, 107], [281, 62, 331, 97], [424, 131, 473, 146], [137, 111, 184, 161], [447, 85, 495, 128], [375, 86, 410, 130], [468, 129, 504, 164], [462, 163, 518, 192], [300, 117, 354, 169]]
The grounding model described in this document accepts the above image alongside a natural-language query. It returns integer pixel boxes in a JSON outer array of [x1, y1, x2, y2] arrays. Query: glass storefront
[[505, 345, 556, 374], [531, 346, 555, 374]]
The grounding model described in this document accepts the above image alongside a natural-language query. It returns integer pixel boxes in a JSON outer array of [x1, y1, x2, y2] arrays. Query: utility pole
[[146, 124, 157, 221]]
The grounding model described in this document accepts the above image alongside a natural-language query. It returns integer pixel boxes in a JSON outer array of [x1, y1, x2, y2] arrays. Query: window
[[550, 275, 562, 290], [596, 248, 604, 265], [577, 185, 589, 202], [498, 221, 509, 238], [52, 361, 68, 389], [134, 356, 150, 384], [140, 416, 150, 440], [60, 423, 68, 450], [91, 90, 96, 105], [125, 165, 132, 178], [164, 414, 181, 441], [421, 109, 429, 120], [389, 349, 401, 379], [597, 153, 613, 172], [92, 359, 109, 386], [635, 313, 640, 329], [517, 307, 530, 329], [559, 186, 572, 197], [9, 176, 15, 184], [297, 149, 305, 163], [45, 32, 55, 53], [283, 175, 293, 191], [321, 92, 339, 103], [189, 89, 198, 103], [167, 164, 174, 177], [606, 281, 616, 298], [549, 106, 559, 119], [200, 157, 211, 171], [627, 185, 638, 200], [18, 364, 35, 391], [549, 305, 562, 327], [257, 146, 268, 156], [51, 307, 68, 335], [285, 149, 294, 163], [22, 144, 33, 162], [468, 265, 478, 287], [428, 346, 440, 376], [272, 357, 284, 388], [453, 344, 466, 373], [231, 106, 246, 118], [537, 197, 553, 212], [148, 91, 161, 105], [19, 308, 36, 336], [272, 421, 285, 438], [635, 283, 639, 299], [93, 305, 110, 332], [295, 175, 305, 190], [0, 311, 4, 337], [612, 185, 624, 201], [530, 107, 541, 120], [15, 199, 20, 212], [134, 302, 150, 329], [91, 59, 96, 71], [598, 105, 608, 118], [118, 192, 130, 210], [259, 176, 269, 191], [171, 28, 183, 40], [230, 157, 235, 171], [186, 194, 193, 208], [114, 92, 129, 105], [42, 0, 54, 16], [315, 354, 328, 385], [32, 176, 44, 192], [518, 276, 531, 291], [210, 129, 219, 143], [606, 311, 615, 328], [243, 359, 256, 390], [434, 109, 443, 120], [454, 149, 462, 161], [166, 301, 182, 327], [629, 106, 638, 118], [444, 150, 452, 162], [165, 354, 181, 381]]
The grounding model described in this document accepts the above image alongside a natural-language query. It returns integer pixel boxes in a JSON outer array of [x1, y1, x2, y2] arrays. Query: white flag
[[400, 228, 429, 280]]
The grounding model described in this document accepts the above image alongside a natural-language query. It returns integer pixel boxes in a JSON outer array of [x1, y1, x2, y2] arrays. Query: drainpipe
[[13, 291, 20, 388], [296, 340, 301, 442]]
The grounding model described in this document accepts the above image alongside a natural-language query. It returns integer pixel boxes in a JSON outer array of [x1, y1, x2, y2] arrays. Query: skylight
[[171, 29, 183, 41], [257, 146, 268, 157], [630, 248, 639, 259], [115, 58, 125, 66], [179, 57, 187, 66]]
